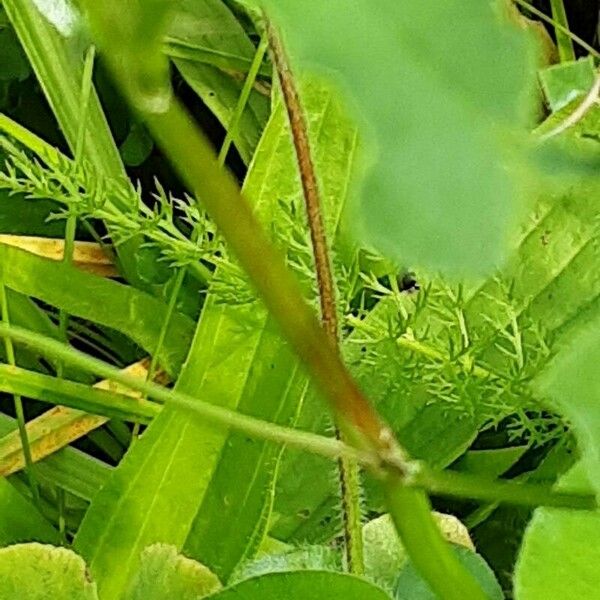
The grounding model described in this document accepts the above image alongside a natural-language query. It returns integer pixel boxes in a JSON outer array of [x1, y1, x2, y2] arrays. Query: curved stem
[[385, 479, 486, 600], [0, 324, 596, 514]]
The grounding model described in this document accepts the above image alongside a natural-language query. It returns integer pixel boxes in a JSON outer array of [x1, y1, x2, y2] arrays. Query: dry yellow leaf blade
[[0, 235, 117, 277], [0, 359, 167, 477]]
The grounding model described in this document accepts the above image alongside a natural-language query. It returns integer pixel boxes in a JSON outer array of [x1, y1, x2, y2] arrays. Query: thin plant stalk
[[267, 19, 364, 575], [58, 46, 97, 370], [513, 0, 599, 59], [1, 323, 594, 514], [0, 287, 40, 506], [548, 0, 575, 62]]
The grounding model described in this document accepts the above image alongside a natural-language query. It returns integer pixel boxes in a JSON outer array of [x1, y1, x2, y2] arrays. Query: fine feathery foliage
[[0, 0, 599, 599]]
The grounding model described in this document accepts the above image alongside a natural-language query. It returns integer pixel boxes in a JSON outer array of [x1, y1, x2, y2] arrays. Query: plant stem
[[0, 324, 596, 513], [218, 32, 269, 165], [0, 322, 376, 466], [513, 0, 599, 59], [132, 34, 268, 442], [116, 75, 486, 600], [548, 0, 575, 62], [384, 478, 487, 600], [414, 465, 595, 510], [267, 18, 364, 575], [59, 45, 96, 375], [0, 289, 40, 506]]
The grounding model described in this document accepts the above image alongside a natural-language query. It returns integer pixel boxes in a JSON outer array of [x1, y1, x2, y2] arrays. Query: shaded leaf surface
[[0, 480, 59, 547], [263, 0, 537, 274], [515, 464, 600, 600], [395, 546, 503, 600]]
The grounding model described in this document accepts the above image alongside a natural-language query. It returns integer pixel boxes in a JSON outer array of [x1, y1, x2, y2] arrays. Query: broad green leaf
[[125, 544, 221, 600], [263, 0, 537, 274], [74, 81, 356, 596], [539, 56, 596, 113], [534, 316, 600, 497], [205, 571, 390, 600], [0, 543, 98, 599], [395, 546, 503, 600], [0, 244, 195, 376], [0, 480, 59, 546], [515, 463, 600, 599], [168, 0, 270, 163]]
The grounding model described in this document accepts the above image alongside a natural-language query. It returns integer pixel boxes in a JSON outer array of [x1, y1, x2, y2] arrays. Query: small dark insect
[[397, 271, 420, 293]]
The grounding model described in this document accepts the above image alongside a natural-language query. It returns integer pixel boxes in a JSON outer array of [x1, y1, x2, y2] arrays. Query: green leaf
[[272, 101, 600, 543], [2, 0, 124, 182], [534, 315, 600, 497], [0, 191, 64, 237], [0, 543, 98, 599], [74, 80, 356, 597], [0, 25, 30, 82], [271, 299, 481, 544], [205, 571, 390, 600], [395, 546, 503, 600], [231, 545, 341, 583], [361, 512, 474, 592], [0, 480, 59, 546], [0, 244, 195, 376], [125, 544, 221, 600], [0, 408, 111, 506], [0, 364, 159, 423], [539, 56, 596, 113], [263, 0, 537, 274], [452, 446, 529, 478], [119, 123, 153, 167], [168, 0, 270, 163], [515, 463, 600, 599]]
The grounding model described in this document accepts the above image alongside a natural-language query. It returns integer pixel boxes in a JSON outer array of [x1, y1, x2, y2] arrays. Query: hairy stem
[[267, 18, 364, 574]]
